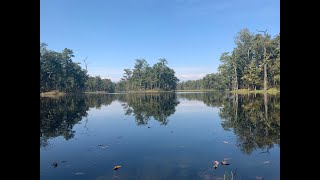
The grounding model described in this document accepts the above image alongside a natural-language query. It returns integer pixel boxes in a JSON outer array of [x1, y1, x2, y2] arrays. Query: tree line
[[41, 28, 279, 93], [40, 43, 115, 93], [40, 43, 178, 93], [115, 59, 179, 92], [177, 28, 280, 91]]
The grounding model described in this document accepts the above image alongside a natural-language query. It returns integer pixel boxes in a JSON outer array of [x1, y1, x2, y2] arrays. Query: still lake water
[[40, 92, 280, 180]]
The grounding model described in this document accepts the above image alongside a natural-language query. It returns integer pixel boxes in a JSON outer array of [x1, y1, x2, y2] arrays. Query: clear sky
[[40, 0, 279, 82]]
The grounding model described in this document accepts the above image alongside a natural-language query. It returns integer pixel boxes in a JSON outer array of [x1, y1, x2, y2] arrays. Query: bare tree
[[83, 57, 90, 71]]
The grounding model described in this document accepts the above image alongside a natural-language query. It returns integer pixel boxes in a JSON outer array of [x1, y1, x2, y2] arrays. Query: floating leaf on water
[[52, 162, 58, 168], [221, 160, 230, 165], [213, 161, 219, 169], [113, 165, 122, 170]]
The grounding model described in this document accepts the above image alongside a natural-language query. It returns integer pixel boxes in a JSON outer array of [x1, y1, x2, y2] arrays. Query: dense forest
[[40, 44, 178, 93], [40, 43, 115, 93], [177, 29, 280, 91], [41, 28, 279, 93], [115, 59, 179, 92]]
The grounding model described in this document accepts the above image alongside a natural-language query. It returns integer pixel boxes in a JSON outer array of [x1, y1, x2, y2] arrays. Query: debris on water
[[256, 176, 264, 180], [213, 161, 219, 169], [223, 141, 229, 144], [221, 160, 230, 165], [263, 161, 271, 164], [98, 144, 109, 148], [113, 165, 122, 171], [73, 172, 84, 175], [52, 162, 58, 168]]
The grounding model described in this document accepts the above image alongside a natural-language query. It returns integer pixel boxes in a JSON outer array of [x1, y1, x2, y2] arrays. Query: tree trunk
[[233, 60, 238, 91], [234, 92, 238, 121], [264, 92, 268, 120], [263, 39, 268, 91], [264, 92, 270, 136], [264, 63, 267, 91]]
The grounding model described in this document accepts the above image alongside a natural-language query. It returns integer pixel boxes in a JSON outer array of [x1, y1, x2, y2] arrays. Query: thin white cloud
[[87, 67, 124, 82], [173, 66, 216, 81], [177, 73, 207, 81]]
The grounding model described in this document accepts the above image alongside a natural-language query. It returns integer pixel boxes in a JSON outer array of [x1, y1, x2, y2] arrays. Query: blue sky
[[40, 0, 279, 82]]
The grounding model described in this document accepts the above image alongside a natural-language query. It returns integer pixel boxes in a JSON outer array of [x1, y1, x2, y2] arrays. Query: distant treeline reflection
[[119, 93, 179, 126], [40, 92, 280, 154], [219, 93, 280, 154], [40, 94, 116, 147]]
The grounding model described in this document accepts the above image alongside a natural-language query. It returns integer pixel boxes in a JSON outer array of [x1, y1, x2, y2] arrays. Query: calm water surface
[[40, 92, 280, 180]]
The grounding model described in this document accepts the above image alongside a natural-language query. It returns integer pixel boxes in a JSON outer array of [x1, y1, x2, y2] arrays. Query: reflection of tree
[[177, 91, 228, 107], [40, 94, 117, 148], [41, 92, 280, 155], [219, 93, 280, 154], [120, 93, 180, 125], [40, 96, 88, 147]]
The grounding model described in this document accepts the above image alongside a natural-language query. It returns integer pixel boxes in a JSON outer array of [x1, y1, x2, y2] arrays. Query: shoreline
[[41, 89, 280, 96], [40, 91, 66, 97], [230, 89, 280, 94]]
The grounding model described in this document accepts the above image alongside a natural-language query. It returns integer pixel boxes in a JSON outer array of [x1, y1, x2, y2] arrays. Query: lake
[[40, 92, 280, 180]]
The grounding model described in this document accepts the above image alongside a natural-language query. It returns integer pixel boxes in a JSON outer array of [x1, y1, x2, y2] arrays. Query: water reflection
[[177, 91, 228, 107], [219, 93, 280, 154], [40, 94, 117, 148], [40, 92, 280, 155], [40, 96, 88, 147], [119, 93, 180, 125]]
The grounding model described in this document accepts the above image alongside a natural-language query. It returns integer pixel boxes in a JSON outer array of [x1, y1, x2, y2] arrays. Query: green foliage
[[41, 28, 279, 93], [85, 76, 115, 93], [40, 43, 88, 93], [176, 29, 280, 91], [40, 43, 115, 93], [176, 73, 225, 90], [116, 58, 179, 91]]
